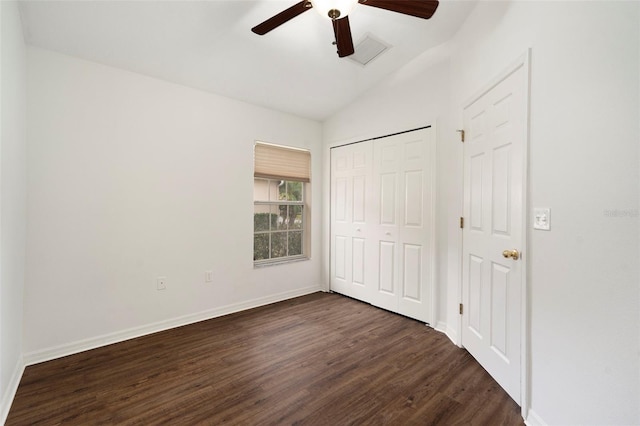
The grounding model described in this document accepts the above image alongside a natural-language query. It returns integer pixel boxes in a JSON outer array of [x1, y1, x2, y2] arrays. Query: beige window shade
[[254, 142, 311, 183]]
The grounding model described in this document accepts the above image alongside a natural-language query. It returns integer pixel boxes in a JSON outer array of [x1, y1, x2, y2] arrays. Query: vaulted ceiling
[[18, 0, 477, 121]]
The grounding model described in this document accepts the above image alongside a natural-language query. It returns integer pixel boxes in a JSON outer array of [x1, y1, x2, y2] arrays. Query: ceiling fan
[[251, 0, 439, 58]]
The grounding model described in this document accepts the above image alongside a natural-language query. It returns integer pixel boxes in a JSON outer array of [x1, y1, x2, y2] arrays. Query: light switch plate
[[533, 208, 551, 230]]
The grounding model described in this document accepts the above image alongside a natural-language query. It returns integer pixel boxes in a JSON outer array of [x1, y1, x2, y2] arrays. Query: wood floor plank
[[7, 292, 523, 425]]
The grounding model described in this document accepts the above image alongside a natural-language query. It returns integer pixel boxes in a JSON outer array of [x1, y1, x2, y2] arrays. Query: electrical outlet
[[157, 276, 167, 290], [205, 271, 213, 283]]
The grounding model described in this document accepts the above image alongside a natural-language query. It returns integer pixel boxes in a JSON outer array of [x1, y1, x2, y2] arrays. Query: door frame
[[457, 50, 531, 417]]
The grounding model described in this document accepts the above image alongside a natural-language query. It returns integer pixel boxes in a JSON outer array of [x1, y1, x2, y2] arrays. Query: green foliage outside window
[[279, 181, 302, 202]]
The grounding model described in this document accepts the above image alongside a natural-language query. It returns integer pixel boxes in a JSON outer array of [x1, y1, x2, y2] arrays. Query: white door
[[330, 142, 374, 301], [370, 129, 434, 323], [462, 63, 527, 403]]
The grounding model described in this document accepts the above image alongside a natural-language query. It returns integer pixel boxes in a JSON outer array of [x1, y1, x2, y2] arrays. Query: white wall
[[0, 0, 27, 422], [323, 1, 640, 424], [24, 47, 323, 361]]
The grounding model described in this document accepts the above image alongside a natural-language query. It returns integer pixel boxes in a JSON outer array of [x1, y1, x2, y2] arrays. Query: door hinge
[[459, 217, 464, 229], [456, 129, 465, 142], [459, 303, 463, 315]]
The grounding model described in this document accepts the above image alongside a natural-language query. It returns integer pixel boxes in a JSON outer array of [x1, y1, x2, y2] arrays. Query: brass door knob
[[502, 249, 520, 260]]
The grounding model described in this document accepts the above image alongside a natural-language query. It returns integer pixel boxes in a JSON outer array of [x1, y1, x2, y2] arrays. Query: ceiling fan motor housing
[[312, 0, 358, 20]]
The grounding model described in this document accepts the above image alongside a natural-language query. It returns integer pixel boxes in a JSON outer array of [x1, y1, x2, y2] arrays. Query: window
[[254, 142, 310, 264], [253, 179, 305, 262]]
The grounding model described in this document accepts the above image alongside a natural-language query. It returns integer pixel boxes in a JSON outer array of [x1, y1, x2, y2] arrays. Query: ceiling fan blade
[[332, 16, 355, 58], [358, 0, 439, 19], [252, 1, 312, 35]]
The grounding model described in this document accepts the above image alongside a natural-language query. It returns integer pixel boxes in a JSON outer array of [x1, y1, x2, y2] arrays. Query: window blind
[[254, 142, 311, 183]]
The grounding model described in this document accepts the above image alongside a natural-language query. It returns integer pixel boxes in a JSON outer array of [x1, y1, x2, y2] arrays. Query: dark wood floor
[[7, 292, 523, 425]]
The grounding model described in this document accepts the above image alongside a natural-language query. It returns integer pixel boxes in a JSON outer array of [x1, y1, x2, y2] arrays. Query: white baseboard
[[434, 320, 459, 346], [24, 285, 322, 366], [525, 408, 547, 426], [444, 325, 458, 346], [434, 320, 448, 333], [1, 356, 25, 425]]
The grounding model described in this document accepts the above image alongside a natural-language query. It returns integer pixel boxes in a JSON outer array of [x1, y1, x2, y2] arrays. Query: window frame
[[253, 178, 308, 266]]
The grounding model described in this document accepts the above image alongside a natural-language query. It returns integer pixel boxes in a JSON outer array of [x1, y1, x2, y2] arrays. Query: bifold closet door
[[330, 128, 434, 324], [369, 129, 434, 323], [330, 142, 374, 302]]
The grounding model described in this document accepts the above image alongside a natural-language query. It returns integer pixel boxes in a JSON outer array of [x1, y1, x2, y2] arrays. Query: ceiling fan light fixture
[[310, 0, 359, 20]]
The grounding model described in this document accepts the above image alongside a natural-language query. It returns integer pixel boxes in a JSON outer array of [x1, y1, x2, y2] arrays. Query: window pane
[[278, 180, 303, 201], [269, 180, 281, 202], [254, 206, 271, 232], [269, 205, 279, 230], [254, 234, 269, 261], [271, 232, 287, 259], [276, 205, 288, 230], [278, 180, 288, 200], [288, 231, 303, 256], [253, 178, 269, 201], [290, 205, 303, 230], [287, 181, 303, 202]]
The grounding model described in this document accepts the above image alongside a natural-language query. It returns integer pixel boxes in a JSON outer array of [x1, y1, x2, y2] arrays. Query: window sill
[[253, 256, 309, 268]]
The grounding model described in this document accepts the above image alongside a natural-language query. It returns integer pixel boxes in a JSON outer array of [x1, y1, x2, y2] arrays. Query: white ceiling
[[18, 0, 477, 121]]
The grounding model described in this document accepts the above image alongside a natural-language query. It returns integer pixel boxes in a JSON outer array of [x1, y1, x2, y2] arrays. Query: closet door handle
[[385, 231, 391, 236]]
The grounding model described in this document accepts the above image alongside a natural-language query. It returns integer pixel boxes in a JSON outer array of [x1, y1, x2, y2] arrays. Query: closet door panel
[[330, 143, 374, 301], [397, 130, 434, 323]]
